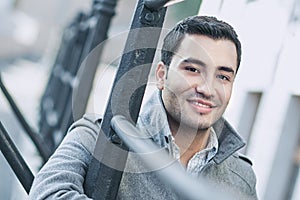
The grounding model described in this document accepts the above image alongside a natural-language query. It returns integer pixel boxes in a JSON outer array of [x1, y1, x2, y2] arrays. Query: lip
[[187, 99, 215, 114]]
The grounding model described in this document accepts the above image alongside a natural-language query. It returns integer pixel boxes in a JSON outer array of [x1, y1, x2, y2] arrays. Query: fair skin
[[156, 34, 238, 166]]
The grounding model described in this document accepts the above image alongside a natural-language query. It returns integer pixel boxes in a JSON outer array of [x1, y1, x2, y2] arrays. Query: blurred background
[[0, 0, 299, 199]]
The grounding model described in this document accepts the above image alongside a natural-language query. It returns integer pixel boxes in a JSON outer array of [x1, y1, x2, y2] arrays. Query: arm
[[29, 114, 101, 200]]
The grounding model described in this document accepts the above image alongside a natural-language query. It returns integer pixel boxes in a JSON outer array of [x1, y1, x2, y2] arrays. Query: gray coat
[[29, 92, 258, 200]]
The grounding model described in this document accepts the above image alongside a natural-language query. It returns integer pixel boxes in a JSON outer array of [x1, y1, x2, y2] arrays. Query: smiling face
[[156, 34, 238, 133]]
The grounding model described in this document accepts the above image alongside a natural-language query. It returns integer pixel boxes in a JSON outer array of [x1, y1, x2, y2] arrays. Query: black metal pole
[[39, 13, 86, 151], [58, 0, 118, 145], [40, 0, 118, 150], [53, 12, 91, 139], [84, 0, 168, 198], [71, 0, 118, 122], [0, 74, 52, 162], [0, 121, 34, 194], [144, 0, 169, 10]]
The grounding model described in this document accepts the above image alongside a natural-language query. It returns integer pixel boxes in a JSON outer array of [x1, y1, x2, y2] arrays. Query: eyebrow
[[218, 66, 235, 75], [182, 57, 235, 75], [182, 58, 207, 67]]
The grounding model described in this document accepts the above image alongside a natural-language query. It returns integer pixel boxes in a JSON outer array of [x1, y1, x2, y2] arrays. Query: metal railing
[[0, 121, 34, 194], [39, 0, 118, 152], [0, 74, 51, 162]]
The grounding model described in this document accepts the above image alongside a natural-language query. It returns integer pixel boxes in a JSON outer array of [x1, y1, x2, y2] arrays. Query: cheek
[[217, 84, 232, 104], [165, 74, 182, 92], [165, 70, 193, 93]]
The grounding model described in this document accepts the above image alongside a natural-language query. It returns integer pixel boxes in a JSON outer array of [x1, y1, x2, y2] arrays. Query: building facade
[[199, 0, 300, 199]]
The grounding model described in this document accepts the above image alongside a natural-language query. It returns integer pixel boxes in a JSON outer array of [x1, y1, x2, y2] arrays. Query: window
[[264, 96, 300, 200], [237, 92, 262, 153], [289, 140, 300, 200]]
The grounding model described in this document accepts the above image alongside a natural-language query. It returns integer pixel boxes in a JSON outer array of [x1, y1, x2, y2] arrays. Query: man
[[29, 15, 258, 199]]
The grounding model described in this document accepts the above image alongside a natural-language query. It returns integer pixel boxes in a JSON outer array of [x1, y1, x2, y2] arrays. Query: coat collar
[[212, 117, 245, 164], [138, 90, 245, 164]]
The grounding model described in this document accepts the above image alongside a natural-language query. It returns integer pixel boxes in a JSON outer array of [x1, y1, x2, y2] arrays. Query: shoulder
[[69, 113, 102, 132], [226, 153, 257, 189], [201, 154, 258, 199], [229, 153, 255, 174], [229, 153, 255, 176], [65, 113, 102, 153], [211, 154, 257, 198], [236, 153, 253, 166]]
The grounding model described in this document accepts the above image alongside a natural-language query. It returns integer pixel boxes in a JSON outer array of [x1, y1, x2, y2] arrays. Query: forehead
[[172, 34, 238, 70]]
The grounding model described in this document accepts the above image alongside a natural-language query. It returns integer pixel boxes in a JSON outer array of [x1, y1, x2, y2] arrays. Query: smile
[[191, 101, 212, 108], [187, 99, 215, 114]]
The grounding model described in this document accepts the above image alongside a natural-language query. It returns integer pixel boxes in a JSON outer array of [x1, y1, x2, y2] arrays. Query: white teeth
[[192, 101, 210, 108]]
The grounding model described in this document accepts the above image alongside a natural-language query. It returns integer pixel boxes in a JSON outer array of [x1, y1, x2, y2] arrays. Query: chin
[[197, 123, 212, 131], [184, 120, 212, 131], [180, 113, 216, 131]]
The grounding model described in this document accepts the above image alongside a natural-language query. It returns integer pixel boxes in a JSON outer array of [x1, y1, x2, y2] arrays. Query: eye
[[185, 66, 200, 73], [217, 74, 231, 82]]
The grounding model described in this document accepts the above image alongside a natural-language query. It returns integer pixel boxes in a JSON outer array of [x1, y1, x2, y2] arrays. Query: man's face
[[156, 34, 237, 131]]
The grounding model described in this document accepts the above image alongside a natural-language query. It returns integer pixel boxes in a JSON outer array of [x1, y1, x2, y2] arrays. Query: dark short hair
[[161, 15, 242, 72]]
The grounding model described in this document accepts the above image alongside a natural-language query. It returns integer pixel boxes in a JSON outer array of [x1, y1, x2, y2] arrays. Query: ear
[[155, 61, 167, 90]]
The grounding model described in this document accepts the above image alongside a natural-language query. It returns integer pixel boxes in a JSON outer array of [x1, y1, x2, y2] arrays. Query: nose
[[195, 76, 215, 99]]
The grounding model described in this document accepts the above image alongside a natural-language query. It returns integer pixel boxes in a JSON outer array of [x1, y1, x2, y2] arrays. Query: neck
[[168, 120, 211, 167]]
